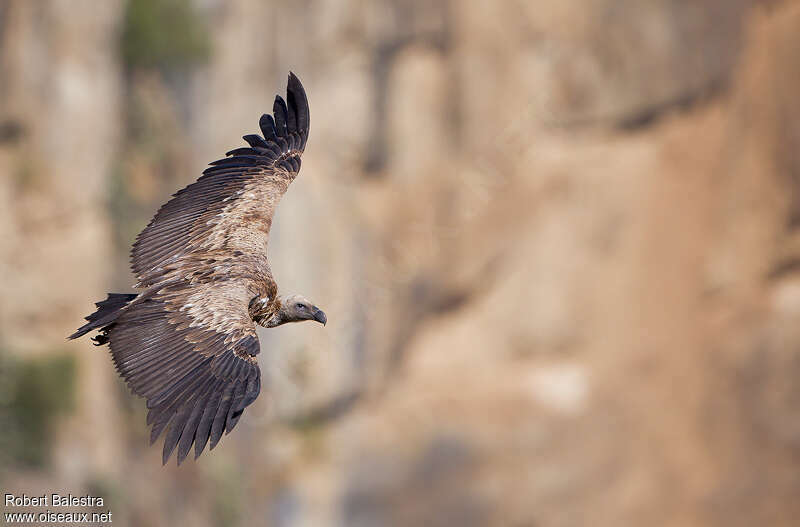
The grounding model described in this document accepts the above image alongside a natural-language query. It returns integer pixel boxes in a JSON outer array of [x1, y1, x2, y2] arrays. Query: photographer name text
[[5, 494, 105, 508]]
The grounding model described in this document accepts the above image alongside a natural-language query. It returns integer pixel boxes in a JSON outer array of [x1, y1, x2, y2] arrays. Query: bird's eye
[[297, 304, 307, 311]]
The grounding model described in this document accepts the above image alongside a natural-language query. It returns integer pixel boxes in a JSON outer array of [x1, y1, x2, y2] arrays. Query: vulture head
[[268, 294, 327, 327]]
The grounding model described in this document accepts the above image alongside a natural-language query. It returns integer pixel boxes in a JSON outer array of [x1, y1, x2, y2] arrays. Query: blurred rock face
[[3, 0, 800, 526], [0, 0, 125, 476]]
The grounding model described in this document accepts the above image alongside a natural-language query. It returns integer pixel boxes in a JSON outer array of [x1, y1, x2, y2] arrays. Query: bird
[[69, 72, 327, 465]]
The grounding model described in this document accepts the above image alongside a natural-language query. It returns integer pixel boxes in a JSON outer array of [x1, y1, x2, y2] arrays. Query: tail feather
[[69, 293, 138, 344]]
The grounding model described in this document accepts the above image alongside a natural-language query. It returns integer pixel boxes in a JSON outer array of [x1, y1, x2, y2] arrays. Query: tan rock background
[[2, 0, 800, 525]]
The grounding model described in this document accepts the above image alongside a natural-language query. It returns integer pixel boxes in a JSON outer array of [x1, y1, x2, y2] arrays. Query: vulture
[[69, 73, 326, 465]]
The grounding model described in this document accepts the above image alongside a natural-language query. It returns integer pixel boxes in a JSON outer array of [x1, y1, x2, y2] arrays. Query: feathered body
[[69, 73, 326, 465]]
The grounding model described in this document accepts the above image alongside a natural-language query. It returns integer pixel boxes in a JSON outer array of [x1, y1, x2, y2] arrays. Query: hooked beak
[[312, 306, 327, 326]]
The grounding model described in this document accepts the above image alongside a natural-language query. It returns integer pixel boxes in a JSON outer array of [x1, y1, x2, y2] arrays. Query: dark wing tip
[[259, 113, 276, 140], [273, 95, 289, 136], [199, 71, 310, 182], [242, 134, 268, 149], [286, 72, 309, 132]]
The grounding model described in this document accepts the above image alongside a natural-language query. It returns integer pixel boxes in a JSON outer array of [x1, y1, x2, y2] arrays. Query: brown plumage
[[69, 73, 327, 465]]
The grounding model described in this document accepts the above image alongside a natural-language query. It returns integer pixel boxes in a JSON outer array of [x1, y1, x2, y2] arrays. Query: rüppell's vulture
[[69, 73, 326, 465]]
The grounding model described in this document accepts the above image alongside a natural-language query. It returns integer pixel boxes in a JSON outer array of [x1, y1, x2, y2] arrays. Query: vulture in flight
[[69, 73, 326, 465]]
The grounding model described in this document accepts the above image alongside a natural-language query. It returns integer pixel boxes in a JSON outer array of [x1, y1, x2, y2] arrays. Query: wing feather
[[108, 281, 263, 465], [162, 396, 196, 464], [193, 378, 225, 459], [209, 383, 235, 450], [130, 73, 310, 285], [177, 386, 214, 464], [273, 96, 289, 136], [259, 113, 277, 139], [242, 134, 269, 149]]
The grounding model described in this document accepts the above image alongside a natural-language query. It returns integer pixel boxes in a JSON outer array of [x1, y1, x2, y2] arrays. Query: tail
[[68, 293, 138, 345]]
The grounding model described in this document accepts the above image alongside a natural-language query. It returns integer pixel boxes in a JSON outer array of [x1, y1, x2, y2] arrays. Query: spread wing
[[131, 72, 310, 287], [109, 280, 262, 465]]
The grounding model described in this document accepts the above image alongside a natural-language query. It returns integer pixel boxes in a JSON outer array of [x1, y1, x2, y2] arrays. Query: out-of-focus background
[[2, 0, 800, 525]]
